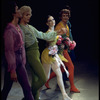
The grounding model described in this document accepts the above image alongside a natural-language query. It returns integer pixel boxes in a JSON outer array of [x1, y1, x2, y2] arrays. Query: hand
[[10, 71, 17, 82], [57, 28, 68, 35], [69, 41, 76, 50], [61, 28, 68, 33]]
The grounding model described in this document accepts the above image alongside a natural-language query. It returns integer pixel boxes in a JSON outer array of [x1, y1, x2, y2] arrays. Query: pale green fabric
[[19, 24, 57, 48]]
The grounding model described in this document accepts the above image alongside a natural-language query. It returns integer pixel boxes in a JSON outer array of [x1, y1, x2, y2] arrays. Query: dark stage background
[[1, 0, 99, 63]]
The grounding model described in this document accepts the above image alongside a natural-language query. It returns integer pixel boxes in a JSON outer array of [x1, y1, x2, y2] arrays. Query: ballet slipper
[[70, 86, 80, 93], [62, 93, 73, 100]]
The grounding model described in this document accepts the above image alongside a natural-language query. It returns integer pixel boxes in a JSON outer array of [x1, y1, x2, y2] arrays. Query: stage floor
[[1, 60, 99, 100]]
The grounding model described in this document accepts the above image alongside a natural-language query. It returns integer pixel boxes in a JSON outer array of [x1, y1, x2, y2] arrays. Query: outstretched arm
[[30, 25, 57, 41]]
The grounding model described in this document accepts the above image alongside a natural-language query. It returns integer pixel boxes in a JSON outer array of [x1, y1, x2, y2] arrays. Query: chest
[[12, 29, 22, 43]]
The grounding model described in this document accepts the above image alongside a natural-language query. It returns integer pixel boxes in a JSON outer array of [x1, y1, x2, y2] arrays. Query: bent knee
[[39, 76, 47, 85], [42, 77, 47, 84]]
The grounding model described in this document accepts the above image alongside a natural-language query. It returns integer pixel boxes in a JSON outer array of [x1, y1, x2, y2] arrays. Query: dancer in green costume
[[19, 6, 66, 100]]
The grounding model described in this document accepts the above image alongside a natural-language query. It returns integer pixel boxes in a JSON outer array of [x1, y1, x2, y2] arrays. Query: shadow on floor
[[1, 60, 99, 100]]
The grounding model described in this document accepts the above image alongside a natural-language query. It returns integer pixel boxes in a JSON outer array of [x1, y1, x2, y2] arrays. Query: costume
[[1, 23, 34, 100], [41, 32, 68, 64], [41, 32, 73, 100], [19, 24, 57, 100], [55, 21, 73, 40], [45, 21, 80, 92]]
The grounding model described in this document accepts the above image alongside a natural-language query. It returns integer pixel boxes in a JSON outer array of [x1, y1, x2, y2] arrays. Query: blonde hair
[[20, 6, 32, 16]]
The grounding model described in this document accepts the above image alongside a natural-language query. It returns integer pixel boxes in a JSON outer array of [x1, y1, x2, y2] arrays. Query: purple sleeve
[[4, 30, 16, 73]]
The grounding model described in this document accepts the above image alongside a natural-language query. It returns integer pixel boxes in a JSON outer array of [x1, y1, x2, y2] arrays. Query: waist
[[26, 42, 39, 51]]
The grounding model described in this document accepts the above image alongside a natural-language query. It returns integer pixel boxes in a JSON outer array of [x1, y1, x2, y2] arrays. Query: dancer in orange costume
[[45, 7, 80, 93]]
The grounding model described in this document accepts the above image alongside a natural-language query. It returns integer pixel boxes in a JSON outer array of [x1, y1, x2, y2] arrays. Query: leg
[[26, 49, 46, 100], [51, 61, 72, 100], [16, 65, 34, 100], [42, 63, 51, 80], [69, 50, 76, 62], [45, 70, 56, 88], [1, 68, 13, 100], [45, 63, 68, 89], [63, 50, 80, 92], [42, 63, 51, 89], [15, 52, 34, 100]]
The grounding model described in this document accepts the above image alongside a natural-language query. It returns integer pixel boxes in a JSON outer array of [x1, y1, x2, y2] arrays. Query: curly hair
[[59, 5, 71, 18]]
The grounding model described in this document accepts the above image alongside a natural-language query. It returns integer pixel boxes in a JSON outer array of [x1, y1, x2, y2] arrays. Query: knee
[[57, 72, 62, 79], [68, 65, 74, 74], [38, 74, 46, 85], [70, 64, 74, 70]]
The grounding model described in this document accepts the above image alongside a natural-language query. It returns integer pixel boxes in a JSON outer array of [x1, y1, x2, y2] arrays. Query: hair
[[59, 5, 71, 18], [5, 1, 17, 22], [20, 6, 32, 16], [46, 15, 52, 22], [2, 1, 17, 32], [1, 1, 17, 52]]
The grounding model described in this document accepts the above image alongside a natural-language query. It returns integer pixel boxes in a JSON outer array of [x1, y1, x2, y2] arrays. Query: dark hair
[[46, 15, 52, 23], [1, 1, 17, 33], [65, 5, 71, 11], [7, 1, 17, 21], [3, 1, 17, 23]]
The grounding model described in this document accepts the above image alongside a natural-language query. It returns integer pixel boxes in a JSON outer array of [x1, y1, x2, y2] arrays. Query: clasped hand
[[57, 28, 68, 35]]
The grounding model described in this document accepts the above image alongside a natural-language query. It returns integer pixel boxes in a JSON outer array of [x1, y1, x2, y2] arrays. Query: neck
[[61, 21, 67, 27], [20, 20, 28, 26], [11, 17, 19, 27]]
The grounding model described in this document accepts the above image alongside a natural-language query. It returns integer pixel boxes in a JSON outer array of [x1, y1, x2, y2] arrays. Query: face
[[21, 11, 32, 24], [14, 6, 22, 18], [47, 16, 55, 27], [61, 13, 69, 23]]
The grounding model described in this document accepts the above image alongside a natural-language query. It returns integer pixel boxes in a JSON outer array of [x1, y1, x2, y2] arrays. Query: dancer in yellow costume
[[45, 8, 80, 93], [41, 15, 72, 100]]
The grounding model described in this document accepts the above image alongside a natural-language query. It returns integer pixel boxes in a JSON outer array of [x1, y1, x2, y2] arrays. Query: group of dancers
[[1, 1, 80, 100]]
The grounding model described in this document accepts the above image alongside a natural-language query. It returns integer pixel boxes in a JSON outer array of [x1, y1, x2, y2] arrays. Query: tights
[[26, 45, 46, 100], [45, 50, 80, 92], [43, 60, 72, 100]]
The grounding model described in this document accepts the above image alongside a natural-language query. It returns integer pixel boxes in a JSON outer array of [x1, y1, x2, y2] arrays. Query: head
[[5, 1, 21, 22], [59, 8, 71, 23], [20, 6, 32, 24], [46, 15, 55, 28]]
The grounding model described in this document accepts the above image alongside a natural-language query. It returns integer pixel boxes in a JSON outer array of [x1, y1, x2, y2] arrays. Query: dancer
[[55, 6, 75, 61], [1, 2, 34, 100], [19, 6, 66, 100], [45, 8, 80, 93], [41, 15, 72, 100]]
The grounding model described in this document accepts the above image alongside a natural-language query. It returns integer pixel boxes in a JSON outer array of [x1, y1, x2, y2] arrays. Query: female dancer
[[41, 15, 72, 100], [45, 8, 80, 93]]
